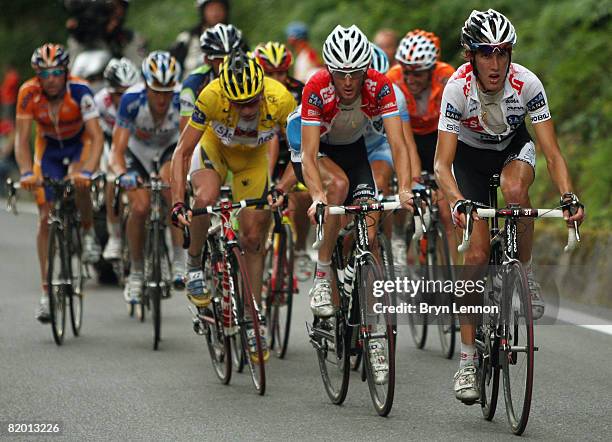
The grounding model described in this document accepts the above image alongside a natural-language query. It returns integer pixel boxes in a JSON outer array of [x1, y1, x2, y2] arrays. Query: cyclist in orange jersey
[[15, 43, 104, 322]]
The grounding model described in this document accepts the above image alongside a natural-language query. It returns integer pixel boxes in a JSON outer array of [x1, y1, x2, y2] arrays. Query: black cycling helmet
[[199, 23, 244, 58]]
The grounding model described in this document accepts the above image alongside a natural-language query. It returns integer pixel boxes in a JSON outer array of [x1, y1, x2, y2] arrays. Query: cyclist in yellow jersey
[[171, 51, 296, 362]]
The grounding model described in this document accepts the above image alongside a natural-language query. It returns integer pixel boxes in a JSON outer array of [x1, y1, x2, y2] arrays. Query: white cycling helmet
[[141, 51, 181, 91], [104, 57, 139, 90], [323, 25, 371, 72], [370, 43, 389, 74], [395, 30, 440, 71], [461, 9, 517, 50], [199, 23, 244, 58]]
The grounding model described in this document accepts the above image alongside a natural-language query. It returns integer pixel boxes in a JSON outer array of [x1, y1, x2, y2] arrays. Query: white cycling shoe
[[309, 278, 336, 317], [454, 364, 480, 404]]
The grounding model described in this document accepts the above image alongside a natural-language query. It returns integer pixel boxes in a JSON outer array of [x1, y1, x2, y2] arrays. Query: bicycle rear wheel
[[47, 223, 67, 345], [266, 224, 294, 359], [231, 248, 266, 395], [69, 223, 84, 336], [502, 261, 534, 435], [359, 254, 395, 416]]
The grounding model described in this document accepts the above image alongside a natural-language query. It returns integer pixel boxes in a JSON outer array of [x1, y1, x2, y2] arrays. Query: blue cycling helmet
[[370, 43, 390, 74], [285, 21, 309, 40]]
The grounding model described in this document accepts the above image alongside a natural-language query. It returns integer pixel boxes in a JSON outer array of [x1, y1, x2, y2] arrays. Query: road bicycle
[[308, 198, 400, 416], [459, 173, 580, 435], [186, 193, 268, 395]]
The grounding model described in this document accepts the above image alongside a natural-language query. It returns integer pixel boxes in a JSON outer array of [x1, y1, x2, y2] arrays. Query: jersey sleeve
[[437, 80, 465, 134], [116, 92, 139, 129], [274, 86, 298, 134], [15, 83, 34, 119], [300, 81, 323, 127], [187, 82, 219, 131], [375, 75, 399, 119], [78, 88, 99, 122], [523, 72, 551, 125], [392, 84, 410, 122], [179, 73, 201, 117]]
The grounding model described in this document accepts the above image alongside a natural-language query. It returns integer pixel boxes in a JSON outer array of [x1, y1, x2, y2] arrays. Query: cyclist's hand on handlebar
[[452, 199, 479, 229], [399, 189, 415, 211], [267, 187, 285, 209], [171, 201, 192, 227], [19, 171, 40, 191], [560, 192, 585, 227], [118, 171, 140, 190], [308, 196, 327, 225], [70, 169, 92, 189]]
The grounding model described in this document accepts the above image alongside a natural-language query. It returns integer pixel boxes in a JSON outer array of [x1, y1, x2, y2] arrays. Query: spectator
[[0, 66, 19, 194], [170, 0, 230, 74], [65, 0, 147, 66], [285, 21, 321, 83], [373, 28, 399, 67]]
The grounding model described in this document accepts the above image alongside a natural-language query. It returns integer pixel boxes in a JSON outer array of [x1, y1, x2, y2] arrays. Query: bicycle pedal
[[533, 346, 539, 351]]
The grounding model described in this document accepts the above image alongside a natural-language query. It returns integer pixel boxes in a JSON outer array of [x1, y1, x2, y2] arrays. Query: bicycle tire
[[408, 230, 428, 349], [151, 222, 163, 351], [268, 224, 294, 359], [358, 253, 395, 416], [430, 225, 455, 359], [204, 303, 232, 384], [69, 222, 84, 336], [377, 232, 397, 353], [47, 222, 67, 345], [231, 247, 266, 395], [501, 261, 534, 435]]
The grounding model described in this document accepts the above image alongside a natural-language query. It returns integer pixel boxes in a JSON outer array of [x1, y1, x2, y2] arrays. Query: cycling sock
[[460, 342, 478, 368], [173, 245, 185, 265], [131, 260, 144, 274], [187, 252, 202, 271], [107, 221, 121, 240], [315, 260, 332, 281]]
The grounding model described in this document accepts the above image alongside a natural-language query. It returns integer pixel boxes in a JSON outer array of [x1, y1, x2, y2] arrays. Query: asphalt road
[[1, 208, 611, 441]]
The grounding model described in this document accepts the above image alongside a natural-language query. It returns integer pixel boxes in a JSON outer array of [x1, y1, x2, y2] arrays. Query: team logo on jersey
[[526, 92, 546, 112], [191, 108, 206, 125], [506, 114, 525, 129], [81, 94, 96, 113], [445, 103, 462, 121], [377, 84, 391, 100], [509, 74, 524, 94], [307, 93, 323, 109]]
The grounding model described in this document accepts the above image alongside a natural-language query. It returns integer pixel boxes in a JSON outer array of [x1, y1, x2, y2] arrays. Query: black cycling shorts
[[453, 124, 535, 205], [292, 137, 376, 204], [414, 131, 437, 174], [126, 144, 176, 181]]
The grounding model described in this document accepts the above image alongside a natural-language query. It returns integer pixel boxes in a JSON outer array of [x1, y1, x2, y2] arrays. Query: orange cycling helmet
[[395, 29, 441, 71], [31, 43, 70, 71], [254, 41, 293, 73]]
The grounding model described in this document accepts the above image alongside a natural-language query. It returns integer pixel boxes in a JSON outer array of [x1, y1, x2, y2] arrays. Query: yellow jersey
[[188, 76, 297, 148]]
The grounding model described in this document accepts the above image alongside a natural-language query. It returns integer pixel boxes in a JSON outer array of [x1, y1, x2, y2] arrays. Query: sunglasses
[[38, 69, 65, 79], [330, 69, 365, 81], [470, 43, 512, 56]]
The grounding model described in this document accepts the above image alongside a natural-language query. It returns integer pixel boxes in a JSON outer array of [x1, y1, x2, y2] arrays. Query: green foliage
[[1, 0, 610, 227]]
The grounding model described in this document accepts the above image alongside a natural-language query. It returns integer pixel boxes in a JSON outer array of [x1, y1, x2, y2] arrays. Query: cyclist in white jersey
[[434, 9, 584, 404], [94, 58, 139, 262], [109, 51, 185, 303]]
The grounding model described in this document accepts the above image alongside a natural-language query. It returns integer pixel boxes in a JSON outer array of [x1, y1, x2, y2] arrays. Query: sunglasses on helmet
[[38, 68, 65, 79], [470, 43, 513, 56]]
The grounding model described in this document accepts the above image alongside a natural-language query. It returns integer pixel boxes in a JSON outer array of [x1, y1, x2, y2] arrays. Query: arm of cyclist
[[434, 130, 478, 229], [267, 162, 299, 209], [532, 119, 584, 225], [71, 117, 104, 188], [14, 117, 39, 190], [301, 124, 327, 223], [170, 123, 202, 226], [383, 115, 413, 209], [109, 125, 139, 190], [268, 133, 280, 180], [402, 121, 422, 185]]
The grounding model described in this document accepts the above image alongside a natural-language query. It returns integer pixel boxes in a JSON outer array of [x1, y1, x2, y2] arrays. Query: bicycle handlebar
[[458, 205, 580, 254]]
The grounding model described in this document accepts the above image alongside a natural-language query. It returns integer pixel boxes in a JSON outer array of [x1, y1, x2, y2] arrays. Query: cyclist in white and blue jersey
[[109, 51, 185, 303]]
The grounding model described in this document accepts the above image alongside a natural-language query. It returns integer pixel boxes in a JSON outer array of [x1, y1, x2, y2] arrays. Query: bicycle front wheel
[[501, 261, 534, 435], [47, 222, 67, 345], [430, 226, 455, 359], [231, 247, 265, 395], [359, 254, 395, 416], [69, 223, 84, 336]]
